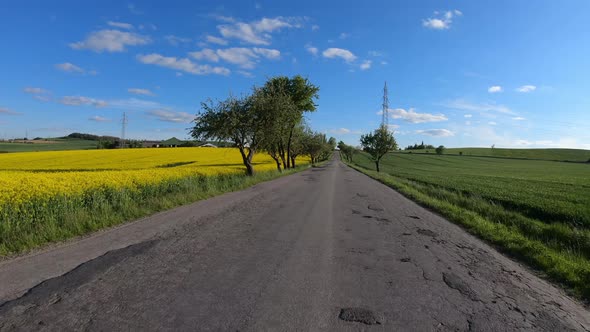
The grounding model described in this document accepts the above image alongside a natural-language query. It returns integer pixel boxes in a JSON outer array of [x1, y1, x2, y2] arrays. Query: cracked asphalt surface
[[1, 155, 589, 331]]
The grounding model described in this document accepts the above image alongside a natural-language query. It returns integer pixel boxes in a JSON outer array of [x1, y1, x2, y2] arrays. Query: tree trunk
[[278, 143, 287, 170], [239, 147, 255, 176], [291, 156, 296, 168], [375, 161, 380, 172], [286, 126, 294, 168], [274, 158, 282, 172]]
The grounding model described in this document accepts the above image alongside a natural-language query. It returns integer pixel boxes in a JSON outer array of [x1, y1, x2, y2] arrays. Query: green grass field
[[349, 152, 590, 301], [401, 147, 590, 162], [0, 139, 97, 153]]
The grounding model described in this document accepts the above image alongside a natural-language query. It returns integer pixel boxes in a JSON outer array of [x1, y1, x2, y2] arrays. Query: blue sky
[[1, 1, 589, 149]]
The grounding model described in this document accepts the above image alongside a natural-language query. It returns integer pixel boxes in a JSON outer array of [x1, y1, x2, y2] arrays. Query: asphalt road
[[0, 155, 589, 331]]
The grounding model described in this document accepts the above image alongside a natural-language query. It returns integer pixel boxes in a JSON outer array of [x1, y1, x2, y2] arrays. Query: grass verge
[[346, 161, 590, 303], [0, 166, 308, 257]]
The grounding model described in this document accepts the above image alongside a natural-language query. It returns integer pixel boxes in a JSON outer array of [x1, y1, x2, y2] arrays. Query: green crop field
[[349, 151, 590, 300], [0, 139, 97, 153], [401, 147, 590, 162]]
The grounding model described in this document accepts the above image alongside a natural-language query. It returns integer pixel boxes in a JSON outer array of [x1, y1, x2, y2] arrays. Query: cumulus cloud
[[384, 108, 448, 123], [128, 88, 155, 96], [137, 53, 230, 75], [206, 35, 228, 45], [146, 109, 193, 123], [217, 16, 302, 45], [443, 99, 515, 115], [512, 116, 526, 121], [190, 47, 280, 69], [488, 121, 497, 125], [322, 48, 357, 63], [70, 29, 151, 52], [89, 115, 111, 122], [107, 21, 134, 30], [464, 114, 472, 118], [416, 129, 454, 137], [165, 35, 192, 46], [311, 24, 320, 31], [359, 60, 372, 70], [305, 44, 318, 56], [423, 9, 462, 30], [60, 96, 108, 108], [516, 85, 536, 93], [488, 85, 502, 93]]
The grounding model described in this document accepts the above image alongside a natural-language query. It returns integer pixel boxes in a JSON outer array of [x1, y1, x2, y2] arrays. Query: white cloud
[[488, 121, 497, 125], [368, 51, 383, 57], [55, 62, 85, 73], [305, 44, 318, 56], [60, 96, 108, 108], [464, 114, 472, 118], [206, 35, 228, 45], [488, 85, 503, 93], [360, 60, 372, 70], [70, 29, 151, 52], [165, 35, 191, 46], [0, 107, 20, 115], [339, 32, 350, 39], [89, 115, 111, 122], [23, 87, 49, 94], [189, 49, 220, 62], [384, 108, 448, 123], [311, 24, 320, 31], [327, 128, 361, 135], [217, 16, 302, 45], [423, 9, 462, 30], [137, 53, 230, 75], [443, 99, 515, 115], [107, 21, 134, 30], [416, 129, 454, 137], [512, 116, 526, 121], [128, 88, 155, 96], [237, 70, 254, 78], [108, 98, 162, 110], [191, 47, 280, 69], [146, 109, 193, 123], [322, 48, 357, 63], [516, 85, 536, 93]]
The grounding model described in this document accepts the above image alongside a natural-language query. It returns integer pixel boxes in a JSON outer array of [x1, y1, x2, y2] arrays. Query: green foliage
[[349, 152, 590, 300], [337, 141, 357, 162], [405, 141, 435, 150], [192, 75, 320, 175], [360, 125, 397, 172], [435, 145, 445, 155]]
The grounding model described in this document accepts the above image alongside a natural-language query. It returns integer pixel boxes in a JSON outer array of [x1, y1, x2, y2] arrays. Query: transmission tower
[[382, 82, 389, 128], [120, 112, 127, 148]]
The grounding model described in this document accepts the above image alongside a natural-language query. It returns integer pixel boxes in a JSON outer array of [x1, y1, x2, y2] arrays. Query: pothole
[[339, 308, 382, 325]]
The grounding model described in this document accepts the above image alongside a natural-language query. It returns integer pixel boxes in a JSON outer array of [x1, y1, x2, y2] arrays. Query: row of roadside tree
[[191, 75, 335, 175]]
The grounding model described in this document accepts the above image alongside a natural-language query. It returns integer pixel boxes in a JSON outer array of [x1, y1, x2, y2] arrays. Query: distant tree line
[[405, 141, 435, 150], [337, 141, 358, 163], [191, 75, 334, 175]]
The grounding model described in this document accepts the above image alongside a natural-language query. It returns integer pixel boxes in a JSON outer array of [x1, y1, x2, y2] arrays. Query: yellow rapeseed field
[[0, 147, 285, 208]]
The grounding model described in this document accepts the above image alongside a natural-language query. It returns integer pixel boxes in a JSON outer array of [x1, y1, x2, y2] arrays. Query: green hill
[[400, 147, 590, 162]]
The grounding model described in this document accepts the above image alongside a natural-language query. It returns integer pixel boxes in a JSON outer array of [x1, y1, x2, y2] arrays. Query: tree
[[435, 145, 445, 155], [191, 95, 263, 176], [328, 137, 337, 150], [360, 125, 397, 172]]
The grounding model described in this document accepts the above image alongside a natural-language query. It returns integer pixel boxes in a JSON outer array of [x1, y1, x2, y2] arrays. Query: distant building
[[141, 140, 161, 148], [199, 143, 218, 148]]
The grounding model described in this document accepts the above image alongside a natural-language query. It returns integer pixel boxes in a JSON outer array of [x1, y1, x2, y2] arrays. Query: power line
[[382, 81, 389, 128]]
